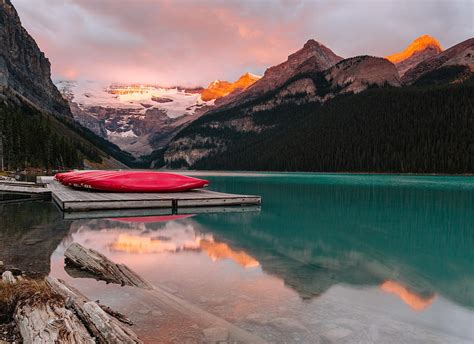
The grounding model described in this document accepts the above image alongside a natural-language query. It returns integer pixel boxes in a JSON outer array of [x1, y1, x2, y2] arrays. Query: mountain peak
[[290, 39, 340, 61], [303, 39, 323, 49], [402, 37, 474, 85], [386, 35, 442, 64], [213, 39, 342, 109], [201, 72, 260, 101], [235, 72, 261, 84]]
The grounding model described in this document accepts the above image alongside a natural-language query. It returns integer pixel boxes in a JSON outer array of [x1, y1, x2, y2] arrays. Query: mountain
[[59, 74, 261, 158], [159, 38, 473, 174], [201, 72, 261, 101], [215, 39, 343, 109], [0, 0, 69, 116], [402, 38, 474, 84], [56, 40, 341, 161], [0, 0, 131, 170], [57, 81, 214, 157], [167, 76, 473, 174], [386, 35, 443, 77], [162, 54, 401, 167]]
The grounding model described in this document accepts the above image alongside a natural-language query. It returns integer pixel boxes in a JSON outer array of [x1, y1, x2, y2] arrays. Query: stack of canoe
[[54, 170, 209, 193]]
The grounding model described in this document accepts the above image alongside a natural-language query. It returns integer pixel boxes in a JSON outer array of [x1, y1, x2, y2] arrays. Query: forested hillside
[[0, 102, 106, 170], [189, 78, 473, 174]]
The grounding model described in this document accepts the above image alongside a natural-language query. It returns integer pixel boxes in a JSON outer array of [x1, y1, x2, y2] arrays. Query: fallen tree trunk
[[14, 301, 94, 344], [1, 268, 141, 344], [64, 243, 268, 344], [65, 243, 152, 289], [2, 270, 94, 344], [46, 277, 142, 344]]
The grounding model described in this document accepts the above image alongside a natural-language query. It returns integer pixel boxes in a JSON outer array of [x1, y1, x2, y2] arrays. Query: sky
[[14, 0, 474, 87]]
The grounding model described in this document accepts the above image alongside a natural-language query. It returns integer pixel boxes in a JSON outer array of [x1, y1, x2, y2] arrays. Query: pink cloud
[[13, 0, 473, 86]]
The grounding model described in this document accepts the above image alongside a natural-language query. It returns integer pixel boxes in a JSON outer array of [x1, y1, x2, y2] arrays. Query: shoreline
[[167, 169, 474, 177], [4, 169, 474, 179]]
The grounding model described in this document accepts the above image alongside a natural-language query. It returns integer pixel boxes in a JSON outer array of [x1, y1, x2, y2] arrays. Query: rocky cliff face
[[0, 0, 70, 116], [325, 56, 400, 93], [256, 39, 343, 92], [386, 35, 443, 77], [402, 38, 474, 85]]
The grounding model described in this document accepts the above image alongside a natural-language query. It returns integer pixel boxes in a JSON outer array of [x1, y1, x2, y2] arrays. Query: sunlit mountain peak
[[201, 72, 261, 101], [386, 35, 442, 64]]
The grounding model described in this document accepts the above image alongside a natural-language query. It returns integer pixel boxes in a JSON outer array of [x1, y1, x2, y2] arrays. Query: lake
[[1, 173, 473, 343]]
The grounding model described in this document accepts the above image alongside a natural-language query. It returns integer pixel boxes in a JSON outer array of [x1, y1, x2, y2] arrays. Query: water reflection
[[200, 175, 474, 309], [1, 174, 473, 343], [0, 200, 70, 277], [199, 239, 259, 268], [70, 216, 260, 269], [380, 280, 435, 311]]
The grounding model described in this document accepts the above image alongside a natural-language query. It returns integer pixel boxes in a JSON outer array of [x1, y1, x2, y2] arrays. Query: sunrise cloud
[[13, 0, 473, 86]]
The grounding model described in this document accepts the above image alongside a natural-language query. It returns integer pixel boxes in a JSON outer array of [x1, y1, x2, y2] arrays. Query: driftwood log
[[46, 277, 142, 344], [65, 243, 152, 289], [65, 243, 268, 344], [1, 268, 141, 344], [3, 270, 94, 344], [14, 301, 94, 344]]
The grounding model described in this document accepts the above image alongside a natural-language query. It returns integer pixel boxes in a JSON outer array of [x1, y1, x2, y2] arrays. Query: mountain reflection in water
[[75, 217, 260, 268], [380, 280, 435, 311], [197, 174, 474, 309]]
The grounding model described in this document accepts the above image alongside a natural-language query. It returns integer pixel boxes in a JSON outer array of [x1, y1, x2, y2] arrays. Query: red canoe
[[55, 170, 209, 193], [54, 171, 75, 182], [61, 171, 121, 187]]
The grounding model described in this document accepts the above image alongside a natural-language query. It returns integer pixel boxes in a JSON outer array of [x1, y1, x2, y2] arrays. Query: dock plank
[[0, 183, 51, 195], [45, 178, 261, 212]]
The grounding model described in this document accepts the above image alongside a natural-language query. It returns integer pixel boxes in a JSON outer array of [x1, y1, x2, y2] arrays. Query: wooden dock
[[36, 177, 261, 212], [0, 180, 51, 202]]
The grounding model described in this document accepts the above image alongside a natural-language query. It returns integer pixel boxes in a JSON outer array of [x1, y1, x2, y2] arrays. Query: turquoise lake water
[[1, 173, 473, 343]]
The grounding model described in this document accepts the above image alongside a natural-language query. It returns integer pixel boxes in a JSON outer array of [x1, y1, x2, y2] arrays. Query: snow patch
[[57, 79, 212, 118], [106, 129, 137, 138]]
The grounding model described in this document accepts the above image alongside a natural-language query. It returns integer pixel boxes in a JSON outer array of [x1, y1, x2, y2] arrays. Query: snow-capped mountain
[[57, 80, 214, 156]]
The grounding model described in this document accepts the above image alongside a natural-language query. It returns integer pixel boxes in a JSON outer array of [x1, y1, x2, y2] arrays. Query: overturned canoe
[[55, 171, 209, 193]]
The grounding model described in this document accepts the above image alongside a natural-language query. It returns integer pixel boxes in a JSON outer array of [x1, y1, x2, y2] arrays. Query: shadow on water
[[0, 200, 71, 278], [195, 175, 474, 308]]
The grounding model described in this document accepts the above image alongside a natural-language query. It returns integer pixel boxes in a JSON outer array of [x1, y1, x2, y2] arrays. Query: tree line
[[0, 103, 101, 170]]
